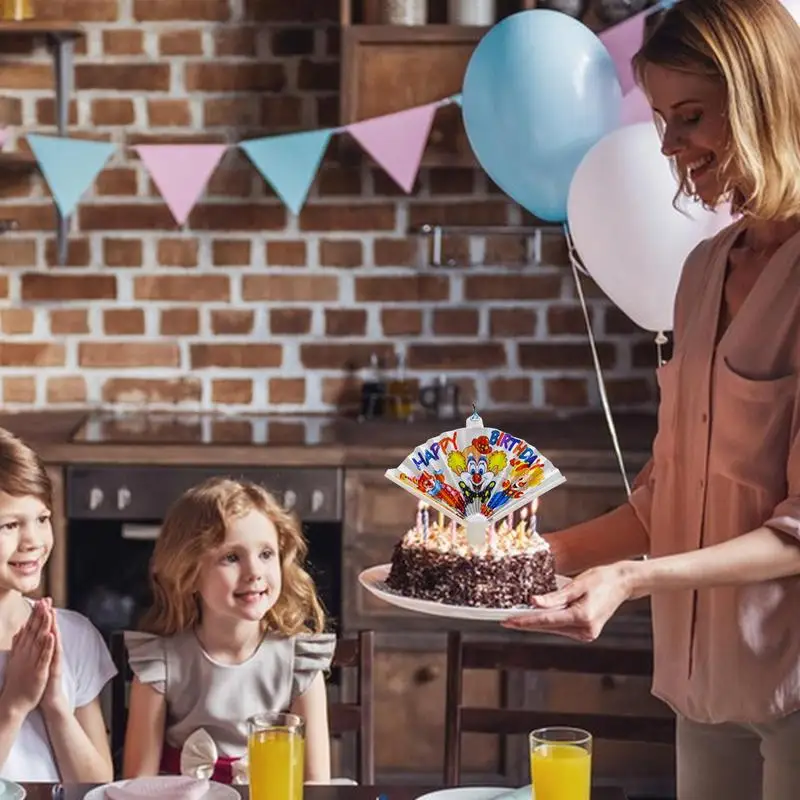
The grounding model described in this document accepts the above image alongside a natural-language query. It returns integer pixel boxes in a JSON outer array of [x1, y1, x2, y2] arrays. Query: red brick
[[102, 29, 144, 55], [35, 98, 78, 126], [39, 0, 118, 20], [0, 309, 33, 334], [464, 274, 561, 301], [408, 202, 508, 228], [321, 376, 360, 408], [0, 276, 8, 299], [76, 64, 171, 92], [148, 99, 192, 128], [205, 167, 254, 199], [204, 97, 259, 128], [484, 235, 529, 266], [94, 168, 138, 198], [244, 0, 337, 21], [211, 310, 254, 335], [373, 238, 419, 267], [489, 377, 531, 404], [270, 309, 311, 335], [80, 204, 176, 231], [130, 132, 224, 146], [102, 378, 202, 405], [104, 308, 145, 335], [302, 344, 394, 371], [0, 98, 21, 126], [317, 166, 362, 196], [547, 305, 592, 336], [212, 239, 251, 266], [544, 378, 589, 408], [355, 275, 449, 303], [103, 238, 143, 267], [215, 27, 257, 57], [606, 378, 655, 406], [300, 204, 395, 231], [135, 275, 229, 302], [325, 309, 366, 337], [159, 30, 204, 55], [190, 204, 285, 231], [212, 379, 253, 404], [519, 343, 616, 370], [259, 96, 304, 130], [50, 309, 89, 335], [2, 205, 58, 231], [47, 376, 86, 404], [605, 307, 642, 335], [540, 231, 570, 266], [0, 239, 36, 266], [0, 176, 36, 202], [319, 240, 362, 267], [490, 308, 537, 337], [429, 168, 475, 195], [21, 274, 116, 301], [79, 342, 180, 368], [134, 0, 230, 19], [0, 63, 53, 91], [432, 309, 479, 336], [266, 240, 305, 266], [44, 237, 91, 268], [269, 378, 305, 405], [243, 275, 338, 302], [372, 169, 420, 197], [185, 63, 285, 93], [3, 376, 35, 404], [157, 238, 199, 268], [381, 309, 422, 336], [161, 308, 199, 336], [0, 343, 64, 367], [406, 343, 506, 370], [190, 344, 282, 369], [297, 59, 338, 92], [91, 98, 135, 126], [633, 340, 668, 368], [272, 28, 315, 55]]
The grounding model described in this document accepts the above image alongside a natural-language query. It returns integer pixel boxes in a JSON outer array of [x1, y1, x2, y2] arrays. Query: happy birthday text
[[410, 429, 541, 470]]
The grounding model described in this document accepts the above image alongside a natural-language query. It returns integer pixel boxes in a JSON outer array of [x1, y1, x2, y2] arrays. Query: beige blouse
[[629, 219, 800, 725], [125, 630, 336, 756]]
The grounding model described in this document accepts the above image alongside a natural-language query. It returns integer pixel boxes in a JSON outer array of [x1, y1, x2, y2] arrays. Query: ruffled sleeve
[[124, 630, 167, 694], [292, 633, 336, 699]]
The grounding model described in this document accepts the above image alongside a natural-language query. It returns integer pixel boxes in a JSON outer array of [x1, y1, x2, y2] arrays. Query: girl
[[0, 427, 116, 782], [123, 477, 336, 784]]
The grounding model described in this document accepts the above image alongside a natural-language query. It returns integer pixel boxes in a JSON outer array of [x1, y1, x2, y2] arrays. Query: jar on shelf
[[448, 0, 495, 25], [383, 0, 427, 25], [2, 0, 34, 20]]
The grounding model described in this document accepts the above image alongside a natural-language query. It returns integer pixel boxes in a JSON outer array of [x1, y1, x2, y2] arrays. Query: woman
[[504, 1, 800, 797]]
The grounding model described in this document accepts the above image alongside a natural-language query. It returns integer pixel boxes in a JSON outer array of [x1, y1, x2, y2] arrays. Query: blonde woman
[[503, 1, 800, 797]]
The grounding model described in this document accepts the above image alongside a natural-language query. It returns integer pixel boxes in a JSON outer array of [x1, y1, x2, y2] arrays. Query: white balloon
[[566, 122, 733, 332]]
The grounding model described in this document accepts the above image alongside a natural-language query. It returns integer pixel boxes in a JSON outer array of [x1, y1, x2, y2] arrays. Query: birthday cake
[[385, 504, 557, 608]]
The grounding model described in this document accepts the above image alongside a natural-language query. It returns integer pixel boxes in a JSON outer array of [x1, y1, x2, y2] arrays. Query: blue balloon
[[462, 10, 622, 223]]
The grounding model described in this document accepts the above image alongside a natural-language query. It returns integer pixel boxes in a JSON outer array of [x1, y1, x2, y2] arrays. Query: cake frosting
[[385, 506, 557, 608]]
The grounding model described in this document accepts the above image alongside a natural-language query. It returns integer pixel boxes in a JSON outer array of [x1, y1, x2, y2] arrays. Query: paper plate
[[416, 786, 532, 800], [83, 781, 238, 800], [0, 780, 25, 800], [359, 564, 568, 622]]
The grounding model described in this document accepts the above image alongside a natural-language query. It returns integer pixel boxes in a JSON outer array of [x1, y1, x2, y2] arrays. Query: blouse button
[[701, 413, 708, 423]]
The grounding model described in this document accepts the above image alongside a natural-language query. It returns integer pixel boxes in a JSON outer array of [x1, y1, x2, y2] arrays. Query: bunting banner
[[26, 134, 116, 218], [135, 143, 227, 226], [598, 11, 646, 95], [240, 129, 333, 215], [621, 86, 652, 126]]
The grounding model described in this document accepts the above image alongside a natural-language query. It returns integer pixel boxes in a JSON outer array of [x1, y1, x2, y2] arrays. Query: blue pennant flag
[[239, 129, 334, 215], [27, 134, 117, 217], [451, 93, 463, 107]]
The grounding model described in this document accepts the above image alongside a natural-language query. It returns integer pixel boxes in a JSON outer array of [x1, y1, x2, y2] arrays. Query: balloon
[[567, 122, 734, 332], [462, 9, 622, 223]]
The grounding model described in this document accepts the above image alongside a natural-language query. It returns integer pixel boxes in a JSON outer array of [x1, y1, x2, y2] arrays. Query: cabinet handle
[[413, 664, 440, 684]]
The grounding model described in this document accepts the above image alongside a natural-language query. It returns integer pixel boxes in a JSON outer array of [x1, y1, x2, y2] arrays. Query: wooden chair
[[443, 631, 675, 785], [110, 629, 376, 784]]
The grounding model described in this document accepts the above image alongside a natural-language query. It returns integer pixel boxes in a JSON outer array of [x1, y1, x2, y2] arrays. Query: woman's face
[[644, 63, 730, 205]]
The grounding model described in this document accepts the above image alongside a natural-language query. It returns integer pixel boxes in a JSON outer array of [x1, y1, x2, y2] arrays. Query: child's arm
[[122, 678, 166, 777], [290, 672, 331, 783]]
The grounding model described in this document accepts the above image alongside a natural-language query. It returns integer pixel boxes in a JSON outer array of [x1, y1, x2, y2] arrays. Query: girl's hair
[[0, 427, 52, 510], [139, 476, 326, 637], [633, 0, 800, 220]]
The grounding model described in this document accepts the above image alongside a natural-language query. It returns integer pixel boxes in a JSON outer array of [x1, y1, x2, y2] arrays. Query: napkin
[[106, 777, 210, 800]]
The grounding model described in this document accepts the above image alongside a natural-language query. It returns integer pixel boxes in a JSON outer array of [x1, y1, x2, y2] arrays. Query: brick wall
[[0, 0, 657, 415]]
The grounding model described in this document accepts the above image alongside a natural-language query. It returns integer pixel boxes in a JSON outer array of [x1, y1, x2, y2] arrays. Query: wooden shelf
[[0, 20, 83, 38]]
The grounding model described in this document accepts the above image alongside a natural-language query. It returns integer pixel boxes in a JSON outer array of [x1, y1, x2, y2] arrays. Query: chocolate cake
[[385, 509, 557, 608]]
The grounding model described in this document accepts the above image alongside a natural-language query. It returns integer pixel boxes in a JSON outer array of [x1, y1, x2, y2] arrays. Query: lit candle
[[416, 501, 424, 532], [450, 518, 457, 543], [438, 510, 445, 529], [422, 504, 430, 538], [518, 506, 529, 536]]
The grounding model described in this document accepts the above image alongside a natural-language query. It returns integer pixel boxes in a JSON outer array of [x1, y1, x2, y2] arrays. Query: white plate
[[84, 780, 238, 800], [359, 564, 568, 622], [0, 780, 25, 800], [416, 787, 531, 800]]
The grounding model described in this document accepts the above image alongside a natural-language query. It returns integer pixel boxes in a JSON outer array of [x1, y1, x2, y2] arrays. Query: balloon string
[[565, 225, 632, 497], [562, 223, 588, 275], [655, 330, 669, 366]]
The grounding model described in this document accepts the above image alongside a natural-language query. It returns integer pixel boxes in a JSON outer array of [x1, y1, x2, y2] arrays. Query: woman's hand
[[40, 599, 69, 717], [0, 600, 54, 716], [502, 562, 637, 641]]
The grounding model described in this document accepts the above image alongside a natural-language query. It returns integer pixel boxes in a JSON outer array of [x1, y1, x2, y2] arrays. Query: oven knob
[[311, 489, 324, 513], [89, 487, 104, 511], [118, 487, 132, 511], [283, 490, 296, 510]]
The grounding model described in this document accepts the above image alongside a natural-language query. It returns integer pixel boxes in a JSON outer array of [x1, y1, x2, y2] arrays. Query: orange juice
[[248, 728, 304, 800], [531, 742, 591, 800]]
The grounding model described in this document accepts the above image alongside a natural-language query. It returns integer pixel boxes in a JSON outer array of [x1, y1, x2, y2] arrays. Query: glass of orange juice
[[530, 726, 592, 800], [247, 711, 305, 800]]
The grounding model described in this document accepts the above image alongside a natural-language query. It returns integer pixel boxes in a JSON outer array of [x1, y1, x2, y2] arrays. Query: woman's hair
[[0, 427, 52, 510], [633, 0, 800, 220], [139, 476, 326, 637]]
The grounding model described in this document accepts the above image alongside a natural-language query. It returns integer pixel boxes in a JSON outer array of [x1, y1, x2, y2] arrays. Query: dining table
[[22, 784, 628, 800]]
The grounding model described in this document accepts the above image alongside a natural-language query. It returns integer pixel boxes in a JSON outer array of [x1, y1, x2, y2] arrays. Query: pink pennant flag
[[621, 86, 653, 126], [600, 11, 647, 96], [347, 103, 438, 193], [135, 144, 228, 226]]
